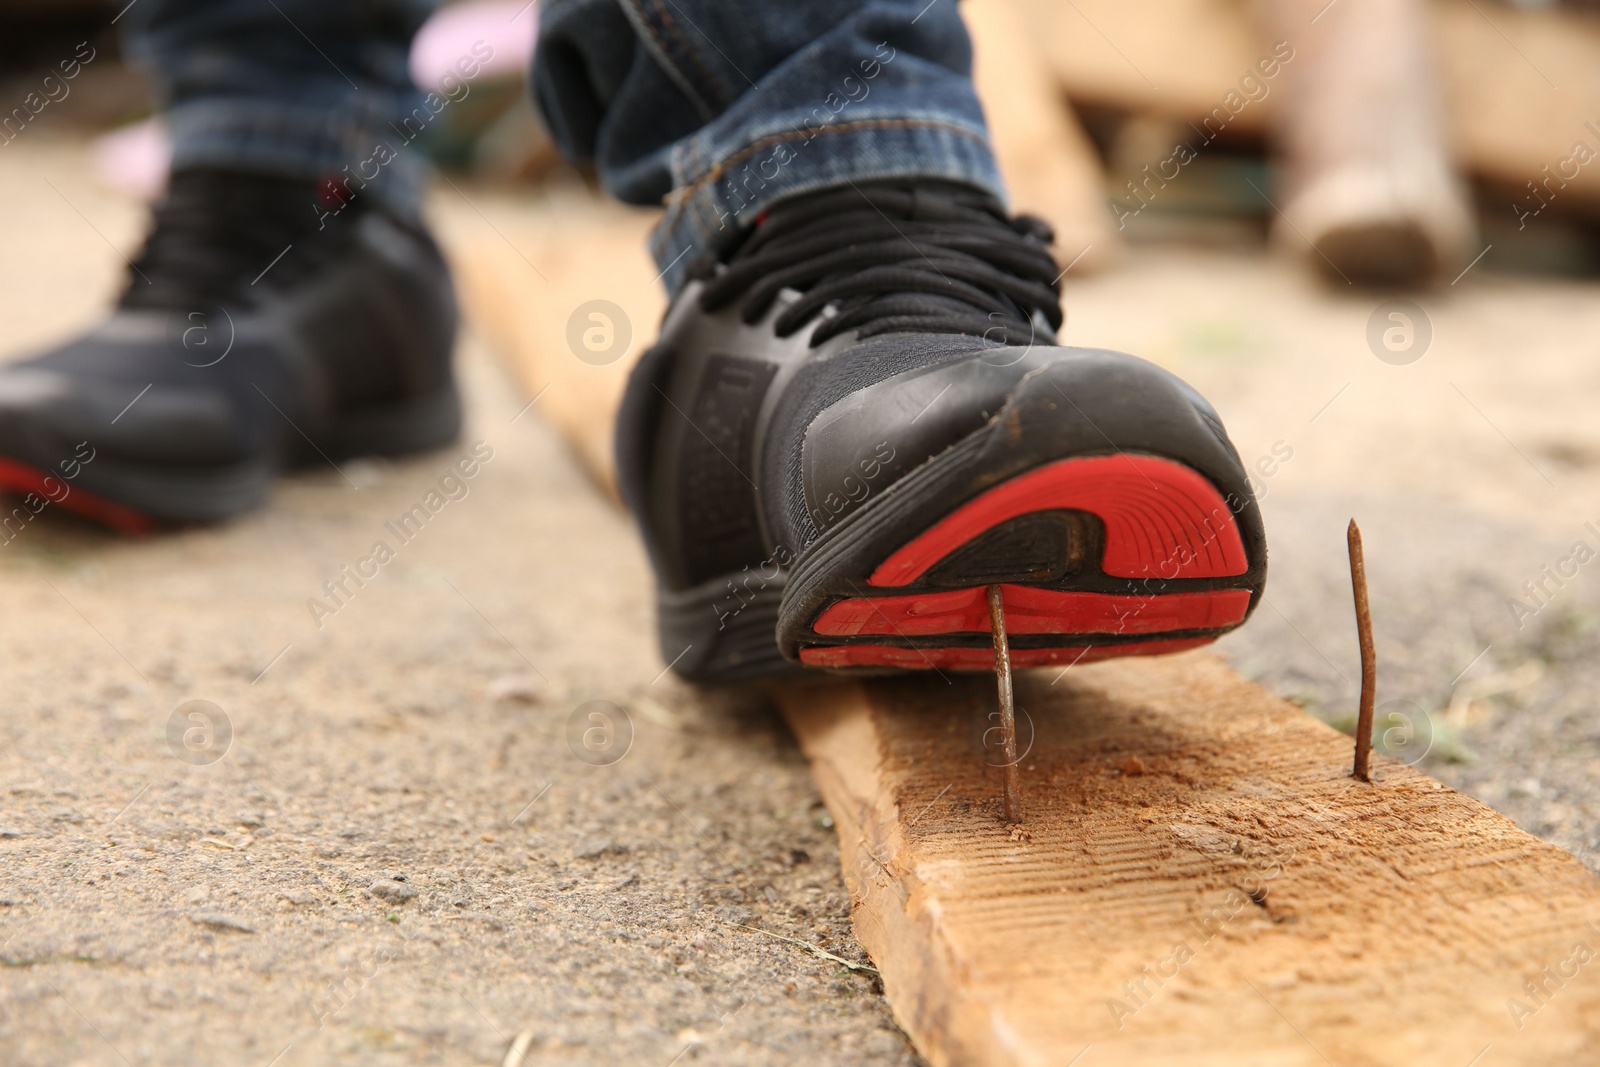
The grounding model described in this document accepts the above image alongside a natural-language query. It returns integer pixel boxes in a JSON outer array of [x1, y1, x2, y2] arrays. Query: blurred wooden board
[[1018, 0, 1600, 210], [441, 186, 662, 498], [782, 653, 1600, 1066], [1015, 0, 1268, 136], [1435, 0, 1600, 208]]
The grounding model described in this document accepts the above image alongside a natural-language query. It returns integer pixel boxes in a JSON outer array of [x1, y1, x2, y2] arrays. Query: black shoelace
[[695, 183, 1063, 347], [120, 168, 353, 311]]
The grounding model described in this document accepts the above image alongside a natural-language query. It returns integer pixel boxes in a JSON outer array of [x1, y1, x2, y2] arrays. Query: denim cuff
[[165, 99, 428, 221], [651, 109, 1004, 296]]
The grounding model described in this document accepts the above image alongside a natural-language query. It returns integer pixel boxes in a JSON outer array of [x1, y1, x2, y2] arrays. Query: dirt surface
[[3, 136, 1600, 1065]]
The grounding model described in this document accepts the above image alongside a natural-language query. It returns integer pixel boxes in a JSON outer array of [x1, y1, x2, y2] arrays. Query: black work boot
[[618, 182, 1267, 682], [0, 167, 459, 530]]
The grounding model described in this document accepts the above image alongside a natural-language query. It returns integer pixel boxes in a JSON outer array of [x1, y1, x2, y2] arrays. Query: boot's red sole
[[799, 454, 1251, 670], [0, 458, 155, 535], [799, 636, 1211, 669], [812, 585, 1251, 637]]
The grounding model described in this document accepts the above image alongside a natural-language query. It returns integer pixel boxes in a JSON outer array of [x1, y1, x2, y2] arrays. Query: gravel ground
[[4, 138, 1600, 1065]]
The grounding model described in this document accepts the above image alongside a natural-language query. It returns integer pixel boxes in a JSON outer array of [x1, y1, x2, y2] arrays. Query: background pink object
[[95, 1, 539, 199], [92, 116, 170, 201], [408, 0, 538, 91]]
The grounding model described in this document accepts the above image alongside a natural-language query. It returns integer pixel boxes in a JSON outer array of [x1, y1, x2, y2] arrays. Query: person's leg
[[125, 0, 437, 219], [534, 0, 1002, 292], [0, 1, 458, 529], [532, 2, 1269, 682]]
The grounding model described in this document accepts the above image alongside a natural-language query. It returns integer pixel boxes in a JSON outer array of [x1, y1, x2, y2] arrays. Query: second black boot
[[0, 167, 460, 530]]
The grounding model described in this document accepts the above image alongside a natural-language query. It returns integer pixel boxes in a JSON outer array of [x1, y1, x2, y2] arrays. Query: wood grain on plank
[[779, 652, 1600, 1066]]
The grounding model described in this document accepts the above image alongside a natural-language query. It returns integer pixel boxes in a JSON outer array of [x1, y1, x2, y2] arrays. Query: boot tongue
[[119, 167, 361, 312], [698, 180, 1062, 348]]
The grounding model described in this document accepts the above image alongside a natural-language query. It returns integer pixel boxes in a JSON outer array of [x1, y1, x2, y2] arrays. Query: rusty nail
[[987, 584, 1022, 822], [1348, 520, 1377, 782]]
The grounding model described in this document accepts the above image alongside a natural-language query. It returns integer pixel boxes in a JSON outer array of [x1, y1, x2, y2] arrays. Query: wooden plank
[[779, 653, 1600, 1066]]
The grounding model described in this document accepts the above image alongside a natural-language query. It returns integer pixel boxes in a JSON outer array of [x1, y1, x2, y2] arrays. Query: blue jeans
[[125, 0, 439, 221], [127, 0, 1002, 295]]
